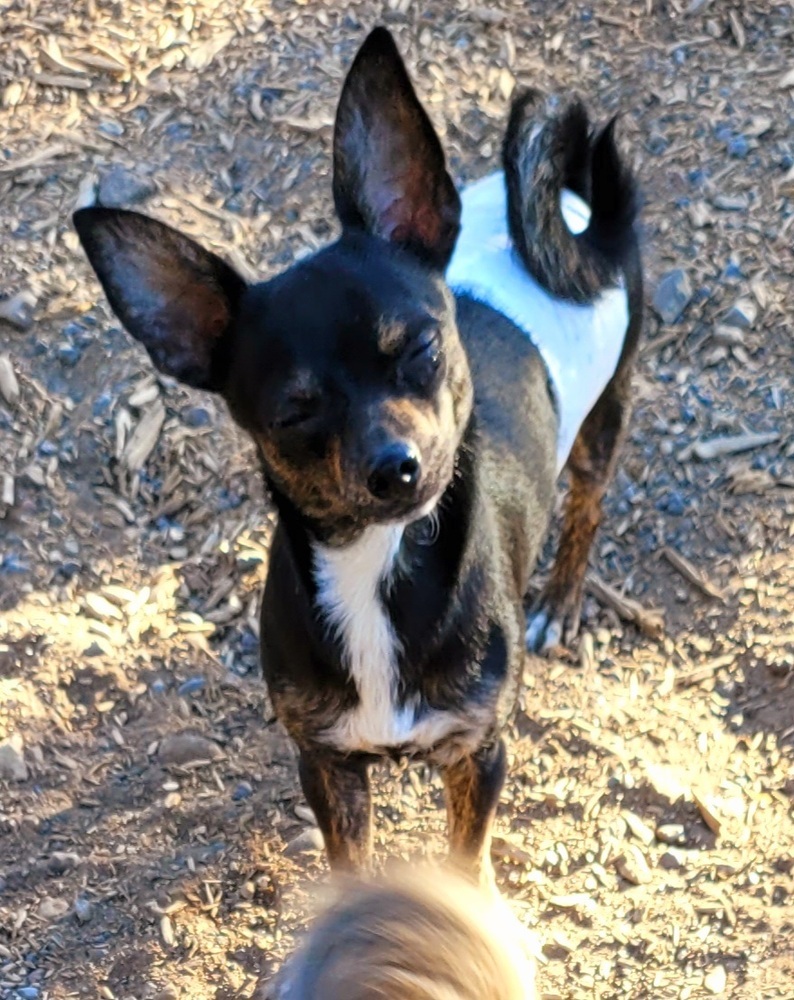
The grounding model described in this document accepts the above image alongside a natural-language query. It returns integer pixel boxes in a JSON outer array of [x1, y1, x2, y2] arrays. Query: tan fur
[[271, 867, 535, 1000]]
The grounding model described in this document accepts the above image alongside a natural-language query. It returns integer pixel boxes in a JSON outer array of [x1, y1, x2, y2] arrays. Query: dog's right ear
[[333, 27, 460, 270], [73, 208, 247, 392]]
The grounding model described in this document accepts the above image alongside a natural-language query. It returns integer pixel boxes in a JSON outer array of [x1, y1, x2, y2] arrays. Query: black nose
[[367, 442, 421, 501]]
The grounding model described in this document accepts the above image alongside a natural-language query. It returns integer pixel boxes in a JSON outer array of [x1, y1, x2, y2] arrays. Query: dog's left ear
[[333, 27, 460, 270]]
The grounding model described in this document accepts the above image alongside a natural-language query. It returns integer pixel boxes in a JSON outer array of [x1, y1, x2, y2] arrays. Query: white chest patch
[[313, 525, 410, 750], [313, 525, 468, 753], [446, 171, 630, 473]]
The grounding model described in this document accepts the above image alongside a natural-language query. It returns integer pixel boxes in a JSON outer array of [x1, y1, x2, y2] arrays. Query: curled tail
[[502, 89, 638, 304]]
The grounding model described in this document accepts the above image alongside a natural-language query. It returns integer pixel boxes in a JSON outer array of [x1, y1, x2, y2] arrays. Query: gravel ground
[[1, 2, 793, 998]]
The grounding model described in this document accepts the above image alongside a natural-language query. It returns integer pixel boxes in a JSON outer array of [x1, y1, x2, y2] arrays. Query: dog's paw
[[525, 591, 582, 653]]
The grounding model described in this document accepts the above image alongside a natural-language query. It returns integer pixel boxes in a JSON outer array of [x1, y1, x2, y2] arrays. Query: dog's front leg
[[298, 751, 372, 871], [442, 739, 507, 893]]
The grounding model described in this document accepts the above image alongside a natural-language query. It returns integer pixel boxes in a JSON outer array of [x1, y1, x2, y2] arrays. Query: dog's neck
[[266, 416, 478, 617]]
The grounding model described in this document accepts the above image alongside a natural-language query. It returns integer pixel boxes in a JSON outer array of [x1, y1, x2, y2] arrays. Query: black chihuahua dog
[[74, 28, 642, 888]]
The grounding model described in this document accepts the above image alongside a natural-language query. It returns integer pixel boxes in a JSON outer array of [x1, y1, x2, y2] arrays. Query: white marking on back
[[446, 171, 630, 473]]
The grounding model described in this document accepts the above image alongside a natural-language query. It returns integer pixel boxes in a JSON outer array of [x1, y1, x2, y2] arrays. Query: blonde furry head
[[272, 865, 536, 1000]]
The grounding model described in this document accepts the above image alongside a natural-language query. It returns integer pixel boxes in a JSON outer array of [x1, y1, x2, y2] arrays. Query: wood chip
[[585, 572, 665, 638], [680, 430, 780, 462], [662, 547, 727, 601], [692, 788, 722, 835], [271, 113, 334, 132], [121, 401, 166, 473], [0, 142, 70, 173], [0, 355, 20, 405]]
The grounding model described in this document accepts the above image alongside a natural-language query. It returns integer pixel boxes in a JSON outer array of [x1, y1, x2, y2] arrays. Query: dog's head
[[74, 29, 472, 544]]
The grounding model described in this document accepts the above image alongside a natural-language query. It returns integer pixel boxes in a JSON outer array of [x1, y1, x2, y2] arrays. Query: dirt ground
[[1, 1, 793, 998]]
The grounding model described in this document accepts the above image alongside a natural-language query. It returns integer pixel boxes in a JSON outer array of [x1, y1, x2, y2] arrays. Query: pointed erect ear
[[73, 208, 247, 392], [332, 27, 461, 270]]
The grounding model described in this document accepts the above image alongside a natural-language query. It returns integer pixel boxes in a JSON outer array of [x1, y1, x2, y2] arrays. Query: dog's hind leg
[[442, 739, 506, 894], [525, 287, 642, 653], [298, 751, 372, 870]]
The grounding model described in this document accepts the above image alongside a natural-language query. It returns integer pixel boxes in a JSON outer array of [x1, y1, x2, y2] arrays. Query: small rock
[[98, 165, 156, 208], [294, 803, 317, 825], [82, 640, 108, 658], [284, 826, 325, 857], [73, 896, 94, 924], [652, 269, 692, 324], [726, 134, 749, 159], [659, 849, 685, 870], [722, 297, 758, 329], [16, 988, 40, 1000], [232, 781, 253, 801], [158, 732, 224, 767], [614, 845, 652, 885], [182, 405, 211, 428], [47, 851, 80, 876], [38, 895, 70, 920], [656, 823, 687, 845], [688, 201, 713, 228], [98, 120, 124, 137], [177, 676, 206, 697], [704, 964, 727, 994], [0, 734, 28, 781], [57, 342, 82, 367], [0, 290, 36, 330]]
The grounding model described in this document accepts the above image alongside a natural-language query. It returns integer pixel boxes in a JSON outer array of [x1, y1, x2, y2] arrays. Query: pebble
[[614, 845, 653, 885], [727, 134, 749, 159], [722, 297, 758, 329], [652, 269, 692, 324], [294, 803, 317, 824], [73, 896, 94, 924], [660, 849, 685, 870], [177, 676, 206, 697], [158, 732, 224, 767], [98, 165, 156, 208], [704, 964, 727, 994], [38, 896, 69, 920], [182, 405, 211, 428], [0, 289, 36, 330], [0, 734, 28, 781], [47, 851, 80, 876], [16, 988, 40, 1000], [232, 781, 253, 801], [656, 823, 687, 845], [98, 120, 124, 137], [57, 342, 82, 367], [283, 826, 324, 857]]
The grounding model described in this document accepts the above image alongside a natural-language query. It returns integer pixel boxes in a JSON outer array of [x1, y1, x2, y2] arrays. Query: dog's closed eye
[[270, 394, 321, 431], [400, 322, 443, 391]]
